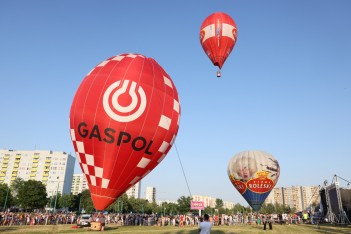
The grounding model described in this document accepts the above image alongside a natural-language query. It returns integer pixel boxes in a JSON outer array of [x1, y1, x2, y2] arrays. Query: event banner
[[191, 201, 204, 210]]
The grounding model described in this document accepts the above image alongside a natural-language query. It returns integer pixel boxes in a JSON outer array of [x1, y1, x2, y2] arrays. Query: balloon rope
[[173, 142, 192, 198]]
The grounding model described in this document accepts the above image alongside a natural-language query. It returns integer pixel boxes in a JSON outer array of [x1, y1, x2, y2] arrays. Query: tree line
[[0, 178, 296, 215]]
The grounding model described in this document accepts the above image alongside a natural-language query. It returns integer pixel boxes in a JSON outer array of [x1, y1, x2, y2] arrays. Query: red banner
[[247, 177, 274, 193], [191, 201, 204, 210]]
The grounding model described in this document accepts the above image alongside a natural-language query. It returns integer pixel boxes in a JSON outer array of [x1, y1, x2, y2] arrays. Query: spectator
[[199, 214, 212, 234], [268, 215, 273, 230], [99, 213, 106, 231]]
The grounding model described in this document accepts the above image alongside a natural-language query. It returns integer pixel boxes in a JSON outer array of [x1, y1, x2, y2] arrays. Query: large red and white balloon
[[69, 53, 181, 210], [200, 12, 238, 77]]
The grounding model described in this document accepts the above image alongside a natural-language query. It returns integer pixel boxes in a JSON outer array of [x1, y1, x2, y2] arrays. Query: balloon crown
[[257, 171, 269, 180]]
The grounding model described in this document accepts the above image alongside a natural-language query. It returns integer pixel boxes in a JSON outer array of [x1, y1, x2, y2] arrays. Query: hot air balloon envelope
[[228, 150, 280, 211], [199, 12, 238, 76], [69, 53, 181, 210]]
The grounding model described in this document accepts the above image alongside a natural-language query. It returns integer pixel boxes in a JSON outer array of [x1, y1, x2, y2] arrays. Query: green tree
[[127, 197, 148, 213], [106, 198, 118, 213], [164, 202, 178, 216], [47, 195, 56, 211], [80, 189, 94, 213], [59, 194, 74, 211], [105, 194, 130, 213], [10, 177, 25, 206], [146, 201, 158, 214], [128, 197, 138, 213], [261, 203, 275, 214], [72, 193, 82, 212], [159, 202, 169, 216], [118, 193, 129, 213], [134, 198, 148, 214], [53, 193, 62, 210], [177, 196, 191, 214], [233, 203, 245, 214], [204, 206, 213, 215], [215, 198, 224, 209], [17, 180, 47, 210], [0, 183, 13, 210]]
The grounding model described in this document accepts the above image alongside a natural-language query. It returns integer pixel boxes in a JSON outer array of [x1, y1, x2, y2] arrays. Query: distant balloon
[[227, 150, 280, 211], [199, 12, 238, 77], [69, 53, 181, 210]]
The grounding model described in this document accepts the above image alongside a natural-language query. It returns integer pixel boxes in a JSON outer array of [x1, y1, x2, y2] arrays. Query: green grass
[[1, 223, 351, 234]]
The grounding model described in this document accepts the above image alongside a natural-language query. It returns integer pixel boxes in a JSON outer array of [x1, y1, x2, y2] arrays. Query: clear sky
[[1, 1, 350, 206]]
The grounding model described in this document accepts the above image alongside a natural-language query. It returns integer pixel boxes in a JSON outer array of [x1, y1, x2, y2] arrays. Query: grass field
[[0, 223, 351, 234]]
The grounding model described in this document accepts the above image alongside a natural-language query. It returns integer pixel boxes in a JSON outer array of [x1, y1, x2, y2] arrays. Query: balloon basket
[[217, 70, 221, 78]]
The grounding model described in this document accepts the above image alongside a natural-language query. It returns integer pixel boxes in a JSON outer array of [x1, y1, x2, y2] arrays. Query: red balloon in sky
[[199, 12, 238, 77], [69, 53, 181, 210]]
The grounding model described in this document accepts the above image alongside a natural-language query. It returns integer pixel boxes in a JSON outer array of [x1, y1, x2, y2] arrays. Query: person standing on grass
[[268, 215, 273, 230], [262, 215, 267, 230], [199, 214, 212, 234]]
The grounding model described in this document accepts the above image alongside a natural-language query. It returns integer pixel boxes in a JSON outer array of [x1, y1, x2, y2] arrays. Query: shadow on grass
[[0, 227, 19, 233], [303, 224, 351, 234]]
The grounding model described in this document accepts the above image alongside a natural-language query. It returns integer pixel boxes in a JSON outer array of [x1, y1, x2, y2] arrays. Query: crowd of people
[[0, 210, 316, 229], [0, 212, 78, 226]]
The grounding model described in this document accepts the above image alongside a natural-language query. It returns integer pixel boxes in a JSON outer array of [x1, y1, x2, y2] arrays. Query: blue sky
[[1, 1, 350, 206]]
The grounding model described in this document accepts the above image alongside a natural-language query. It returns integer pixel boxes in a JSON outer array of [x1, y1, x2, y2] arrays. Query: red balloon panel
[[200, 12, 238, 69], [69, 54, 180, 210]]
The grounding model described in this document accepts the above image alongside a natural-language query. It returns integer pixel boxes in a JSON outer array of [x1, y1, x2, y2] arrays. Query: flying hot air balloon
[[199, 12, 238, 77], [69, 53, 181, 210], [227, 150, 280, 211]]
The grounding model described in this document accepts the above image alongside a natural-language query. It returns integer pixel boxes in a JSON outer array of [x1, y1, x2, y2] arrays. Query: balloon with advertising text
[[227, 150, 280, 211], [69, 53, 181, 210], [199, 12, 238, 77]]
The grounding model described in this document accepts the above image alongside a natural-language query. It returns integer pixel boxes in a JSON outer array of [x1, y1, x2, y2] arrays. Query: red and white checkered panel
[[69, 53, 180, 210], [70, 129, 110, 188]]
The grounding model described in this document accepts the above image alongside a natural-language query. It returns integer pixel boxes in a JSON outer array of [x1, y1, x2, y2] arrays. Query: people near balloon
[[199, 12, 238, 77], [69, 53, 181, 211], [227, 150, 280, 211], [198, 214, 213, 234]]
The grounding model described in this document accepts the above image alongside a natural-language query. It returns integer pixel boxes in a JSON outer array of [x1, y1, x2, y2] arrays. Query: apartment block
[[264, 185, 320, 211], [145, 186, 156, 203], [71, 173, 88, 195], [0, 149, 75, 197], [126, 181, 141, 199]]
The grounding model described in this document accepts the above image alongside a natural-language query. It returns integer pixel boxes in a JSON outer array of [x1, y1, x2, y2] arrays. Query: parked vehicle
[[78, 214, 93, 227]]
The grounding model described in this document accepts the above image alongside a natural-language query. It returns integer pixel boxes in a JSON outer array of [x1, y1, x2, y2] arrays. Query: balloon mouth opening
[[213, 62, 222, 68], [91, 194, 117, 211]]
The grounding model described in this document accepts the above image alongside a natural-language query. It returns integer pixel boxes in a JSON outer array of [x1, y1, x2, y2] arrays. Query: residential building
[[264, 185, 320, 211], [265, 187, 283, 204], [126, 181, 141, 199], [156, 200, 178, 205], [192, 195, 235, 209], [0, 149, 75, 197], [145, 186, 156, 203], [71, 173, 88, 195], [192, 195, 216, 208], [223, 200, 235, 209]]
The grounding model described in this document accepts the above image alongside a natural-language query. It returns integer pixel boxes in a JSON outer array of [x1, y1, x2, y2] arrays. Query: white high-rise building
[[192, 195, 216, 208], [0, 149, 75, 197], [265, 186, 320, 211], [71, 173, 88, 195], [192, 195, 235, 209], [145, 186, 156, 202], [223, 201, 235, 209], [126, 181, 141, 199]]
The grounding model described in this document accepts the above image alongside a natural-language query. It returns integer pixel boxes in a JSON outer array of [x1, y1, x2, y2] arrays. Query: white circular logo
[[103, 80, 146, 122]]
